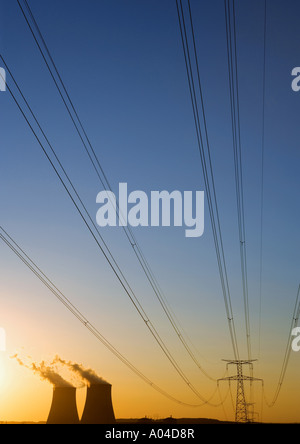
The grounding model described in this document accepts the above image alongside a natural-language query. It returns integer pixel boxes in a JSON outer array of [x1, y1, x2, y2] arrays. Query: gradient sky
[[0, 0, 300, 423]]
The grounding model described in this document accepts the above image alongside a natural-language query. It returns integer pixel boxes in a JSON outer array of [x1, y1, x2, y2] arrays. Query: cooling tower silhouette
[[47, 386, 80, 424], [81, 383, 116, 424]]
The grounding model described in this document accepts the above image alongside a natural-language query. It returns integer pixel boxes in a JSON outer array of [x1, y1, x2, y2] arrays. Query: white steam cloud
[[12, 354, 74, 388], [11, 353, 109, 388], [53, 356, 109, 386]]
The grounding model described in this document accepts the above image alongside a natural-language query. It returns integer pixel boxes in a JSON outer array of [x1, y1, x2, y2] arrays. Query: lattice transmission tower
[[218, 360, 262, 423]]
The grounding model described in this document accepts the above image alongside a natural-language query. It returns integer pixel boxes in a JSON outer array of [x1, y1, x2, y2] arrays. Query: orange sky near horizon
[[1, 0, 300, 426], [0, 313, 300, 424]]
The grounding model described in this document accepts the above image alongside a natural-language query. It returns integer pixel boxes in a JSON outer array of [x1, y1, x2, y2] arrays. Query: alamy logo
[[96, 183, 205, 238], [0, 67, 6, 92], [0, 328, 6, 352], [291, 327, 300, 352]]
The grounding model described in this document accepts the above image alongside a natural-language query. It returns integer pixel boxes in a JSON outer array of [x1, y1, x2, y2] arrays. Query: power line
[[176, 0, 239, 361], [224, 0, 300, 411], [224, 0, 251, 360], [263, 285, 300, 407], [0, 59, 220, 406], [16, 0, 217, 383], [0, 225, 225, 408], [258, 0, 267, 360], [177, 0, 298, 415]]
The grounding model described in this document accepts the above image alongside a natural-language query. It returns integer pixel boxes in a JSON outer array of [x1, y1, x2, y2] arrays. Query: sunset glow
[[0, 0, 300, 425]]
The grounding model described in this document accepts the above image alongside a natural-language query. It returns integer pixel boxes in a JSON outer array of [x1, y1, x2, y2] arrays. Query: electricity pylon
[[218, 360, 262, 423]]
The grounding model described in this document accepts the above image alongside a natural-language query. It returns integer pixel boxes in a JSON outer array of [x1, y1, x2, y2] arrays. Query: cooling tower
[[47, 386, 80, 424], [81, 383, 116, 424]]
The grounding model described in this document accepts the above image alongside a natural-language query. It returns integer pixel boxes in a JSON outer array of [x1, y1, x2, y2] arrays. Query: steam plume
[[12, 354, 74, 388], [53, 356, 109, 386]]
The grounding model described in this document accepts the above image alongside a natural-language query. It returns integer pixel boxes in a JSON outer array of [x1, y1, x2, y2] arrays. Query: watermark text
[[96, 183, 204, 238], [0, 67, 6, 92]]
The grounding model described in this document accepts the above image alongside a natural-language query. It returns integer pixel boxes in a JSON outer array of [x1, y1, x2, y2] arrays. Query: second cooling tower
[[81, 383, 116, 424]]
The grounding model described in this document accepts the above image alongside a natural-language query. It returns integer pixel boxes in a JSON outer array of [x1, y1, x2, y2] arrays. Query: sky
[[0, 0, 299, 423]]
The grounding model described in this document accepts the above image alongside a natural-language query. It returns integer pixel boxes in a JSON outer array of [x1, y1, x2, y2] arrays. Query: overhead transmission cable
[[224, 0, 251, 361], [224, 0, 299, 410], [16, 0, 216, 383], [263, 285, 300, 407], [258, 0, 267, 359], [0, 60, 220, 406], [254, 0, 300, 409], [0, 225, 228, 408], [176, 0, 240, 361]]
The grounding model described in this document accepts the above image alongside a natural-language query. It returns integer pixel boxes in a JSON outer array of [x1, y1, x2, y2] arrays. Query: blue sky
[[0, 0, 300, 422]]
